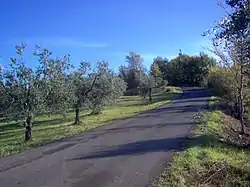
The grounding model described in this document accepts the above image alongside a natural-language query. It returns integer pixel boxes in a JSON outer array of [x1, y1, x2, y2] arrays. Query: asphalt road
[[0, 88, 211, 187]]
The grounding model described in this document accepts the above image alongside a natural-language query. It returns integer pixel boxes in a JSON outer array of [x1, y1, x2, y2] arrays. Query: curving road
[[0, 88, 210, 187]]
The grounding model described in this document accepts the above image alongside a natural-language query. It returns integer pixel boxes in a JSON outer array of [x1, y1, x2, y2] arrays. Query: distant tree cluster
[[118, 51, 216, 102], [151, 53, 216, 87], [118, 52, 156, 100]]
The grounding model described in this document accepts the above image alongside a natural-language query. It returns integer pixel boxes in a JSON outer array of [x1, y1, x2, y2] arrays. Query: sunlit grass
[[0, 88, 182, 157], [154, 100, 250, 187]]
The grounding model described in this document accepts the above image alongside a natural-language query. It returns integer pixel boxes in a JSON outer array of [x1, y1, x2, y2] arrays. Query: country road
[[0, 88, 211, 187]]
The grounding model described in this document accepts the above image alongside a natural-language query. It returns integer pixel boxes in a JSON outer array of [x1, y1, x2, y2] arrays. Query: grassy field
[[0, 87, 182, 157], [154, 97, 250, 187]]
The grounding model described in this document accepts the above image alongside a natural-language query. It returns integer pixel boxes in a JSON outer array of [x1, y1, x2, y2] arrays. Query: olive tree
[[119, 52, 145, 91], [139, 74, 156, 101], [0, 44, 75, 141], [71, 62, 102, 124], [71, 61, 126, 122], [87, 61, 127, 115]]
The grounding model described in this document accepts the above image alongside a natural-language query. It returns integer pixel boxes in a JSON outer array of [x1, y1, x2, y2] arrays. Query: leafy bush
[[207, 67, 250, 119], [207, 67, 240, 116]]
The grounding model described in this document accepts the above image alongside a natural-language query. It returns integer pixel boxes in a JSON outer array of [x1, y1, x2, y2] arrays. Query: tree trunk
[[149, 88, 152, 101], [74, 108, 80, 124], [143, 91, 146, 99], [239, 65, 245, 134], [25, 116, 32, 142]]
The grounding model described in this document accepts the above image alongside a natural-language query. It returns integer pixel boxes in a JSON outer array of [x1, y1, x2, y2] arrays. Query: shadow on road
[[56, 122, 193, 146], [69, 134, 215, 160], [136, 104, 210, 119], [173, 98, 211, 104], [98, 122, 192, 133], [70, 137, 186, 160]]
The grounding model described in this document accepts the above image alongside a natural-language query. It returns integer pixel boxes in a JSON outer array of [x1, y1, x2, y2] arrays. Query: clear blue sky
[[0, 0, 225, 70]]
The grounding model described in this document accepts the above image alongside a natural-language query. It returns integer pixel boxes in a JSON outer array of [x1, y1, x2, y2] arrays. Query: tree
[[150, 60, 165, 87], [71, 62, 94, 124], [118, 52, 146, 93], [206, 0, 250, 134], [163, 53, 216, 86], [0, 44, 75, 141], [71, 61, 126, 123], [118, 65, 138, 90], [126, 52, 144, 71], [87, 62, 127, 114], [139, 74, 156, 101], [152, 57, 169, 76]]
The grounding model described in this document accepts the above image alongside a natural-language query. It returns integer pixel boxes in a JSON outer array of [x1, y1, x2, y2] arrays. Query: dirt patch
[[220, 114, 250, 148]]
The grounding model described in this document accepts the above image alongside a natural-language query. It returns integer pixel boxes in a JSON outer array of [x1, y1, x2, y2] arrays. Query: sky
[[0, 0, 225, 71]]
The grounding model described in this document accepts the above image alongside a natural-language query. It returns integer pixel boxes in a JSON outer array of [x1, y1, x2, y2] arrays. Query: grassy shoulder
[[154, 102, 250, 186], [0, 87, 182, 157]]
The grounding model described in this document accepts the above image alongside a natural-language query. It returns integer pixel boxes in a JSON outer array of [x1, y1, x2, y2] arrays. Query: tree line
[[0, 45, 127, 141], [118, 51, 216, 94], [0, 45, 217, 141]]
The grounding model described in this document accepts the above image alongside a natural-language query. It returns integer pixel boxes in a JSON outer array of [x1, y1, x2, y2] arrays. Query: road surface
[[0, 88, 210, 187]]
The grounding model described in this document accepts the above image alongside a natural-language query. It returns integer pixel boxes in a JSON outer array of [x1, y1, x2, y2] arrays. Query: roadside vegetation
[[154, 99, 250, 187], [154, 0, 250, 186]]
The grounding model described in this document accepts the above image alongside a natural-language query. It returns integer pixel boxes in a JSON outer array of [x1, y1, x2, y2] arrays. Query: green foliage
[[207, 67, 238, 102], [118, 65, 140, 91], [150, 60, 165, 87], [165, 53, 216, 86], [70, 61, 127, 123], [138, 74, 156, 100], [119, 52, 146, 91], [153, 57, 169, 74], [120, 52, 215, 92], [87, 62, 127, 114], [205, 0, 250, 134], [0, 45, 75, 127], [216, 0, 250, 42], [207, 66, 250, 119], [0, 45, 127, 139], [71, 61, 91, 107]]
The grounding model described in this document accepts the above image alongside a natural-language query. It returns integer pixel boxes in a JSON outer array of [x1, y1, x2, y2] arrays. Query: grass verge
[[0, 87, 182, 157], [154, 99, 250, 187]]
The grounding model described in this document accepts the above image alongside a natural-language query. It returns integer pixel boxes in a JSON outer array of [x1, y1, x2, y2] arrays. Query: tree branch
[[84, 73, 100, 97]]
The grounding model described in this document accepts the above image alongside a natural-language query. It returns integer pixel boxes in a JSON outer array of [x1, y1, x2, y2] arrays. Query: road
[[0, 88, 210, 187]]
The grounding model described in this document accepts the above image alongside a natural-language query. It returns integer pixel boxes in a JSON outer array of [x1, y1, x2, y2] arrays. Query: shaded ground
[[0, 88, 211, 187]]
